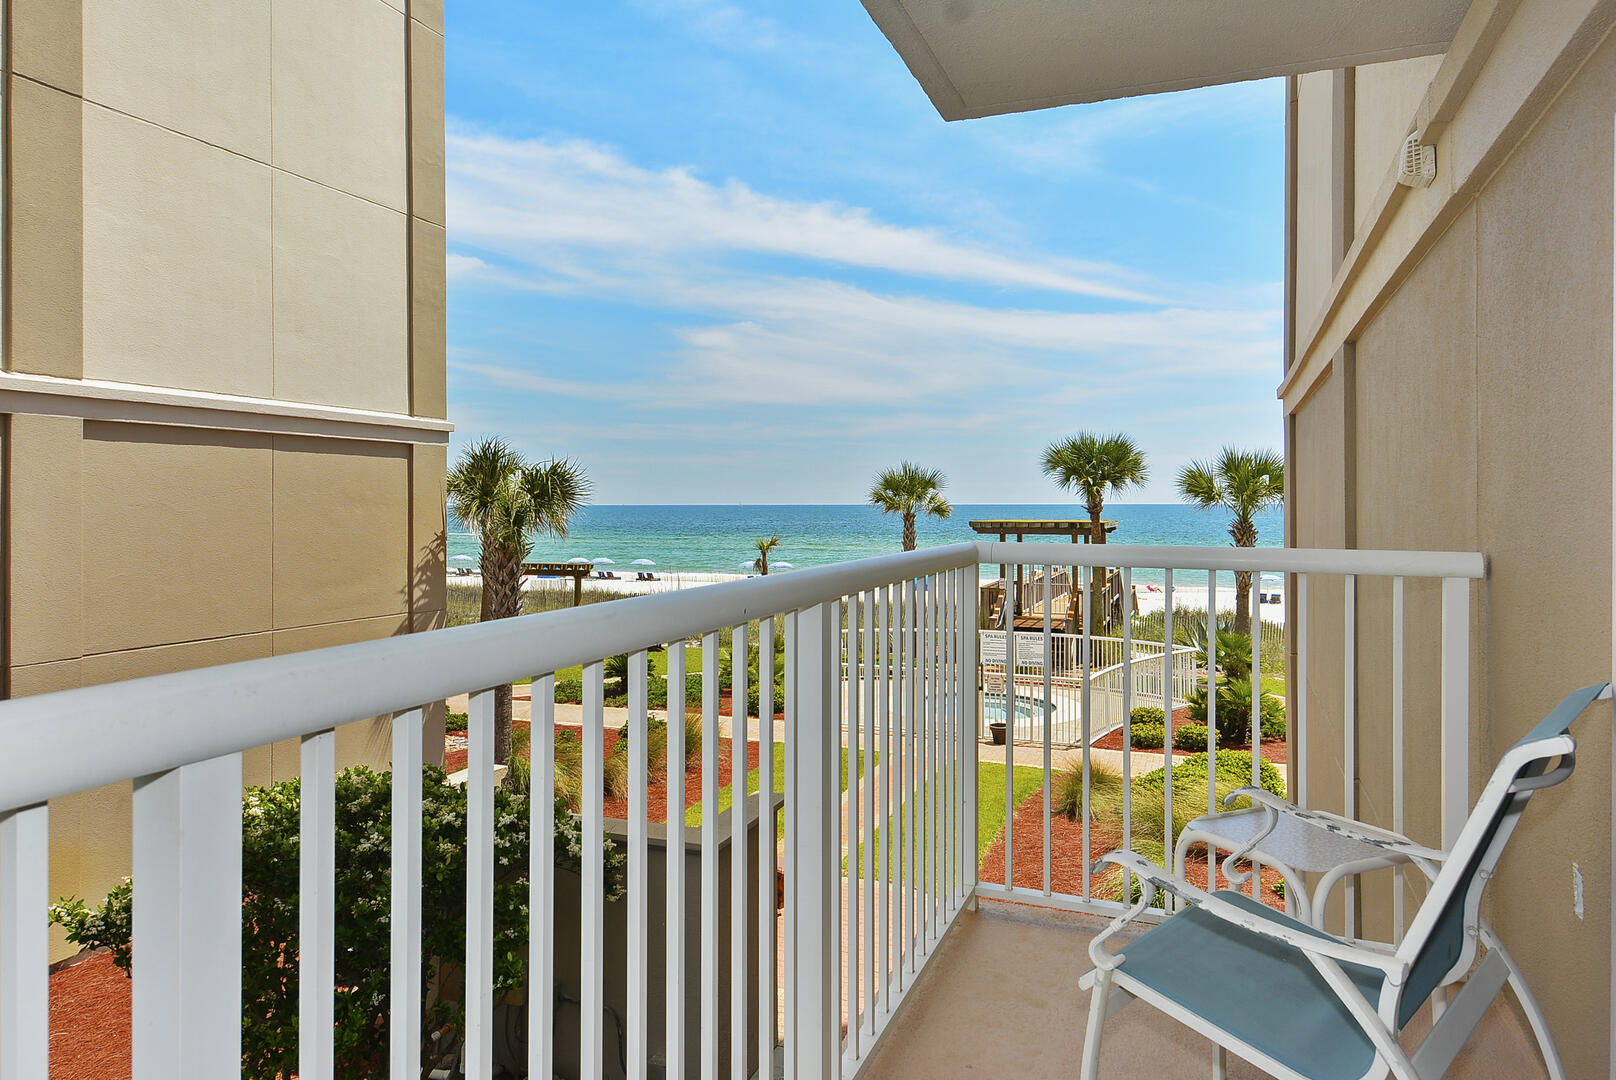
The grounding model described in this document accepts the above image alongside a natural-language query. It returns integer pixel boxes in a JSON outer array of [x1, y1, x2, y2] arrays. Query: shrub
[[1129, 721, 1165, 750], [1173, 724, 1209, 753], [1130, 706, 1165, 726], [50, 765, 624, 1080], [1259, 695, 1286, 741], [554, 674, 583, 704], [444, 710, 468, 733]]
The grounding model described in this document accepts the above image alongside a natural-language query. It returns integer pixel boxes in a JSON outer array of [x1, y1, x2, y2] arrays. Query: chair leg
[[1480, 926, 1567, 1080], [1081, 967, 1113, 1080], [1212, 1044, 1227, 1080]]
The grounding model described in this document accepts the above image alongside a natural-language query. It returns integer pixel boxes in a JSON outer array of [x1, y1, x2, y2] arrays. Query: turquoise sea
[[447, 503, 1284, 587]]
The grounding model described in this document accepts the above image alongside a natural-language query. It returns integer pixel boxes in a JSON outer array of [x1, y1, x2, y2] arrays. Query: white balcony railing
[[0, 541, 1484, 1079]]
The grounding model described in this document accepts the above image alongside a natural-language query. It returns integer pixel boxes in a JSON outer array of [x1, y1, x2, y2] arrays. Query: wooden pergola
[[523, 561, 594, 607], [968, 519, 1117, 629]]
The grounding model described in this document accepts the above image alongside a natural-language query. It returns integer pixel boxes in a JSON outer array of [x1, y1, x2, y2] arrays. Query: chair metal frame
[[1077, 683, 1608, 1080]]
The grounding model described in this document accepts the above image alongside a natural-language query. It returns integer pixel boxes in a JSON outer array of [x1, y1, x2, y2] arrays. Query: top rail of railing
[[979, 542, 1485, 578], [0, 542, 982, 813], [0, 541, 1485, 813]]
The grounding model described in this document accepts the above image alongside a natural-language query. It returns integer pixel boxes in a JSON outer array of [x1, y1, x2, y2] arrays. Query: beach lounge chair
[[1079, 683, 1607, 1080]]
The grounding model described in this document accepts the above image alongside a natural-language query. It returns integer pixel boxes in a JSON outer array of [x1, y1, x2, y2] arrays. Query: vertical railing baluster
[[1080, 567, 1092, 901], [730, 625, 749, 1080], [1439, 577, 1470, 851], [1042, 564, 1053, 897], [0, 804, 48, 1080], [132, 754, 243, 1080], [790, 602, 839, 1078], [464, 690, 495, 1080], [783, 614, 797, 1080], [1120, 569, 1133, 905], [964, 565, 980, 909], [900, 579, 912, 980], [666, 646, 688, 1079], [1343, 574, 1357, 939], [1249, 575, 1262, 900], [861, 589, 876, 1041], [1002, 562, 1014, 892], [582, 662, 606, 1080], [1162, 569, 1174, 900], [630, 650, 651, 1080], [757, 622, 777, 1074], [1296, 574, 1308, 809], [390, 708, 423, 1080], [1391, 576, 1405, 942], [846, 599, 861, 1058], [300, 728, 336, 1080], [532, 679, 557, 1080], [464, 713, 497, 1045], [878, 585, 891, 1014], [923, 576, 935, 945], [701, 631, 721, 1079]]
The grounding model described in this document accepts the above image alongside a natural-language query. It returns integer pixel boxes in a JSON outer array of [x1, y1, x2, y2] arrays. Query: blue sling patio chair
[[1077, 683, 1608, 1080]]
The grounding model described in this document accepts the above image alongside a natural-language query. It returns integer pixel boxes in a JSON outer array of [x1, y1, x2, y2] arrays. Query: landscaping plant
[[50, 764, 625, 1080]]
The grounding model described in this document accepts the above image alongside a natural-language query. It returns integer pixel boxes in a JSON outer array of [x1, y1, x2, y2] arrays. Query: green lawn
[[685, 745, 872, 840], [846, 760, 1043, 877]]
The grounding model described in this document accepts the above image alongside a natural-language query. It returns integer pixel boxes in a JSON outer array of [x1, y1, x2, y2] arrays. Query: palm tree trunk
[[1230, 516, 1258, 637], [902, 512, 916, 552], [485, 548, 524, 765], [1088, 504, 1107, 628]]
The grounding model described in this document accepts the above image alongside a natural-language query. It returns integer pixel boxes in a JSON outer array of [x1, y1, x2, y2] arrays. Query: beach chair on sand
[[1078, 683, 1608, 1080]]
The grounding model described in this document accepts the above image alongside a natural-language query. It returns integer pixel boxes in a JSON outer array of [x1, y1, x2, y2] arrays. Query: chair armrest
[[1222, 787, 1447, 863], [1090, 851, 1411, 983]]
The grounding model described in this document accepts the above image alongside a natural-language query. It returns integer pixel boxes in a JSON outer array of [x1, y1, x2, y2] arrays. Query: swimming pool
[[983, 691, 1053, 724]]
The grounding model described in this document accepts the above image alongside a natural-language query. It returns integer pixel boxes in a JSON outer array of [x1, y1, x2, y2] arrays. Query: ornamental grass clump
[[49, 764, 624, 1080], [1053, 751, 1287, 904]]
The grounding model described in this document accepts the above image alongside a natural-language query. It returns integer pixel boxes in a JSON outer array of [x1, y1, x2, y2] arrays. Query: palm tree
[[1176, 447, 1284, 635], [753, 534, 782, 575], [868, 462, 953, 551], [447, 438, 590, 764], [1041, 433, 1149, 623]]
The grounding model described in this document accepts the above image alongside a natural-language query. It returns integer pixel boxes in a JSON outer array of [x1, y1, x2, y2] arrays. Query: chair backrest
[[1391, 683, 1606, 1026]]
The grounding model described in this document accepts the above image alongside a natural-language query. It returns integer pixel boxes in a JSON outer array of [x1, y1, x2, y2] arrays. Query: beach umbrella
[[740, 561, 755, 569], [450, 554, 474, 562], [632, 558, 656, 566], [567, 557, 591, 564], [774, 562, 794, 569], [593, 557, 616, 565]]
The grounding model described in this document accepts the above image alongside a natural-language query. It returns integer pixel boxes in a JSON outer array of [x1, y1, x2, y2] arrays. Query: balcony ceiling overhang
[[860, 0, 1471, 119]]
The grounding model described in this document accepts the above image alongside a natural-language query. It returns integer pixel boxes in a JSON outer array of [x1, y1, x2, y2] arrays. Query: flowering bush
[[49, 764, 624, 1079]]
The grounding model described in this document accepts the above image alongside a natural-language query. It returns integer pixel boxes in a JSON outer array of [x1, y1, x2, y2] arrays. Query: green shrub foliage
[[1129, 706, 1166, 726], [1129, 721, 1165, 750], [1173, 724, 1209, 753], [49, 765, 625, 1079]]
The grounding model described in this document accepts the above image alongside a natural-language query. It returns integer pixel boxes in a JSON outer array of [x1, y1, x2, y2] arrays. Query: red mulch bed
[[447, 722, 763, 824], [1090, 727, 1289, 765], [979, 782, 1287, 909], [51, 950, 130, 1080]]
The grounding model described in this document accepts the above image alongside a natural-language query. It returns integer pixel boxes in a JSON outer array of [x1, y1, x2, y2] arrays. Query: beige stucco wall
[[3, 0, 447, 960], [1351, 56, 1444, 236], [1286, 4, 1616, 1071]]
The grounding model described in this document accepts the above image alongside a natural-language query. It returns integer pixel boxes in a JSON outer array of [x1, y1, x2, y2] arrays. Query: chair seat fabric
[[1182, 806, 1398, 874], [1115, 891, 1386, 1080]]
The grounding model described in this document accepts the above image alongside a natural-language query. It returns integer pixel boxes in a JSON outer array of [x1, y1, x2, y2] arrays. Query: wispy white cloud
[[631, 0, 782, 51], [447, 129, 1162, 303], [445, 124, 1280, 436]]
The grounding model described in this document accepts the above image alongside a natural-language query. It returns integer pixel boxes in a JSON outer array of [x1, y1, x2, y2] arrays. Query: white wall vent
[[1397, 133, 1437, 188]]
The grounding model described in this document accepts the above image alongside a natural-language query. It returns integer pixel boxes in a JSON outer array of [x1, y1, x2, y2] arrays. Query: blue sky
[[444, 2, 1285, 504]]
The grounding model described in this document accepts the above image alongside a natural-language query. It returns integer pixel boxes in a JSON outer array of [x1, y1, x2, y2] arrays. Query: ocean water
[[447, 503, 1284, 586]]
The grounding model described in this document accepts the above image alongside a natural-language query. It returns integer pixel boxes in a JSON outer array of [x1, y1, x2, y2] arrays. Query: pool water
[[983, 692, 1052, 723]]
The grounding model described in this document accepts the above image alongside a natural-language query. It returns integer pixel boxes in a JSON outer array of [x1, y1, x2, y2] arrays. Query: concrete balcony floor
[[858, 902, 1548, 1080]]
